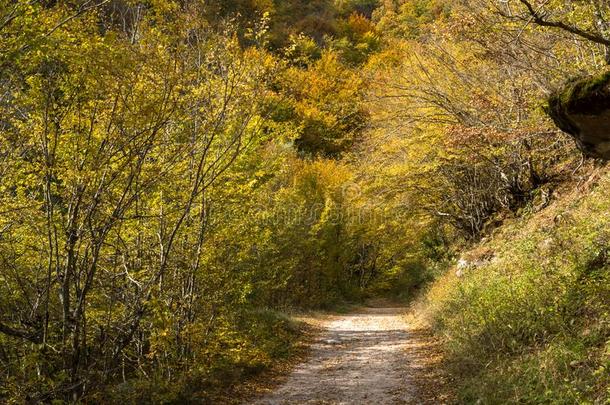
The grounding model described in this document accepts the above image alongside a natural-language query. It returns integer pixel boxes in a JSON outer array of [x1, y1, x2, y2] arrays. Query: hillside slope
[[420, 165, 610, 403]]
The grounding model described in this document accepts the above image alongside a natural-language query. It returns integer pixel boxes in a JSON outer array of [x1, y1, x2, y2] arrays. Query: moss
[[546, 70, 610, 137]]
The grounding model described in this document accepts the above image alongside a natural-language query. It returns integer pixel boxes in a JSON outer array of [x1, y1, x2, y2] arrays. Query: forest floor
[[246, 300, 453, 404]]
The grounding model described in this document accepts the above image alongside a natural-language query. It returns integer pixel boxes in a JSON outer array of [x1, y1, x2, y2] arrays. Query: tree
[[0, 1, 280, 400]]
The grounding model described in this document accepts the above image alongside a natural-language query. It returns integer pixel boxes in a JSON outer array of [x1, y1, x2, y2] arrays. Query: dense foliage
[[0, 0, 608, 403]]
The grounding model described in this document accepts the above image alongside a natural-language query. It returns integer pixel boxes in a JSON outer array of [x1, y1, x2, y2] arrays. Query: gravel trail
[[254, 306, 416, 405]]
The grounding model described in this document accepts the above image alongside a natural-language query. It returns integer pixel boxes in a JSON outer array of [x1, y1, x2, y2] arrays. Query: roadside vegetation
[[423, 167, 610, 403]]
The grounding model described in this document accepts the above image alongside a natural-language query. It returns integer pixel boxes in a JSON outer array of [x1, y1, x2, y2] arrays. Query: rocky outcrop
[[547, 71, 610, 160]]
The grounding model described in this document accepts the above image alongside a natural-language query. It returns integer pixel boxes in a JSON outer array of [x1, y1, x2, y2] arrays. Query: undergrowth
[[98, 309, 303, 404], [423, 169, 610, 404]]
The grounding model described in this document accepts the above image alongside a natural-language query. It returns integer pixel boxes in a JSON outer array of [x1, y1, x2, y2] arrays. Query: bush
[[100, 309, 303, 404]]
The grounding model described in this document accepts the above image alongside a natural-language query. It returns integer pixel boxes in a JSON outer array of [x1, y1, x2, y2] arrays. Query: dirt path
[[253, 306, 417, 405]]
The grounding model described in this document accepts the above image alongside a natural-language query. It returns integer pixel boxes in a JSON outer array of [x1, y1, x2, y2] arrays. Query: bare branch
[[517, 0, 610, 46]]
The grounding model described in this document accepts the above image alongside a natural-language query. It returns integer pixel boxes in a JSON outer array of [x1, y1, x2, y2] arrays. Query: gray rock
[[547, 71, 610, 160]]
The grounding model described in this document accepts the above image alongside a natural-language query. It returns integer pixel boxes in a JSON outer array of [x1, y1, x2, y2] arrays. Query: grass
[[421, 167, 610, 404]]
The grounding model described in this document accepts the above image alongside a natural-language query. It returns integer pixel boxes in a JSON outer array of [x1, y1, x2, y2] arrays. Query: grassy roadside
[[403, 307, 457, 404], [417, 167, 610, 403]]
